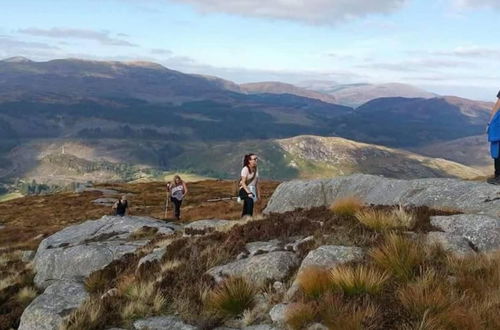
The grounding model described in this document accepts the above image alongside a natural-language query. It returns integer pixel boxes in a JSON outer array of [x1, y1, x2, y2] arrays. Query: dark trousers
[[239, 188, 254, 217], [170, 197, 182, 219], [495, 157, 500, 177]]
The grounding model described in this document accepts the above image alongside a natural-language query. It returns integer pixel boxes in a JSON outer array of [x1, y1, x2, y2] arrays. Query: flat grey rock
[[137, 247, 166, 268], [33, 215, 174, 288], [245, 239, 282, 256], [298, 245, 364, 272], [426, 232, 474, 255], [184, 219, 231, 231], [264, 174, 500, 219], [207, 251, 299, 284], [431, 214, 500, 252], [285, 236, 315, 252], [134, 316, 197, 330], [18, 281, 88, 330], [269, 303, 288, 323]]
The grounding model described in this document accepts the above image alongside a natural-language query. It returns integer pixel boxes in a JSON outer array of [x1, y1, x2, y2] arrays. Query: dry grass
[[128, 226, 158, 241], [397, 270, 453, 317], [317, 293, 380, 330], [296, 266, 332, 299], [159, 259, 182, 273], [120, 280, 166, 320], [329, 197, 364, 217], [0, 275, 17, 291], [330, 265, 389, 296], [84, 270, 110, 294], [15, 286, 37, 306], [370, 233, 424, 281], [355, 206, 416, 232], [62, 298, 105, 330], [205, 276, 257, 319], [285, 302, 317, 330], [391, 204, 416, 229]]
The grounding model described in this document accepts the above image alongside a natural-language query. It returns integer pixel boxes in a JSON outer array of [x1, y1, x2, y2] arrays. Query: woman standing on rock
[[167, 175, 188, 220], [487, 90, 500, 185], [239, 153, 260, 218]]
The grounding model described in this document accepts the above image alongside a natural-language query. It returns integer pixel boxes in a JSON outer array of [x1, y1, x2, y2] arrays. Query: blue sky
[[1, 0, 499, 100]]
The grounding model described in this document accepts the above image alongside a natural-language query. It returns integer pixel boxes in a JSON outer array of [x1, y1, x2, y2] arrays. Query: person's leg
[[495, 157, 500, 177], [239, 188, 253, 217], [175, 199, 182, 219]]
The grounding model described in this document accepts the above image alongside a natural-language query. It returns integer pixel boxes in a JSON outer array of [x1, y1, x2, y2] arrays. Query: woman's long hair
[[173, 175, 183, 185], [243, 153, 257, 173]]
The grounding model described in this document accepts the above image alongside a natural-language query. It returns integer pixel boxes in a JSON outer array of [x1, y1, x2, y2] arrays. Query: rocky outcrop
[[264, 174, 500, 219], [33, 215, 175, 288], [21, 215, 177, 330], [18, 281, 88, 330], [207, 251, 300, 284], [431, 214, 500, 252]]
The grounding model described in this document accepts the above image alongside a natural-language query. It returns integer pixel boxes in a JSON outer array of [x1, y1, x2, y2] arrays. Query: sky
[[1, 0, 499, 101]]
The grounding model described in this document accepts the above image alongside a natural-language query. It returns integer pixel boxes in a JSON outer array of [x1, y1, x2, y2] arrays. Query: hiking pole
[[164, 189, 169, 219]]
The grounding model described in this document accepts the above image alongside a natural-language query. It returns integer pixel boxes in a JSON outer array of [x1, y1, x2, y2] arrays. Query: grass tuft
[[16, 286, 38, 305], [62, 298, 105, 330], [284, 302, 317, 330], [397, 270, 452, 317], [329, 197, 364, 217], [205, 276, 256, 318], [84, 271, 109, 294], [330, 265, 389, 296], [297, 266, 332, 299], [369, 233, 424, 280], [318, 293, 380, 330]]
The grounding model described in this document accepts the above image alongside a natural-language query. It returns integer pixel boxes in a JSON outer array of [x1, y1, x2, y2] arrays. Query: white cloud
[[169, 0, 408, 24], [453, 0, 500, 9], [18, 27, 137, 47], [0, 36, 58, 50]]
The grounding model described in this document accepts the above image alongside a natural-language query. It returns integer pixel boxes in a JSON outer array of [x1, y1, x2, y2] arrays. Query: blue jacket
[[488, 110, 500, 158]]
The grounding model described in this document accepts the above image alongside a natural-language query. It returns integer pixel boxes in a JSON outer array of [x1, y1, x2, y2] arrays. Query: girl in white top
[[239, 153, 260, 217]]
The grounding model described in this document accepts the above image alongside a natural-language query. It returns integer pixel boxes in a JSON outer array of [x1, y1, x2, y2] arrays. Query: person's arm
[[256, 177, 261, 201], [112, 201, 118, 210], [489, 98, 500, 122]]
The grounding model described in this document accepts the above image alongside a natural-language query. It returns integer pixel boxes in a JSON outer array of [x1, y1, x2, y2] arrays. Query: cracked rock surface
[[264, 174, 500, 219]]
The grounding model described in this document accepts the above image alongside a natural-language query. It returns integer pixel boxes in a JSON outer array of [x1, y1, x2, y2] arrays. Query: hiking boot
[[486, 176, 500, 185]]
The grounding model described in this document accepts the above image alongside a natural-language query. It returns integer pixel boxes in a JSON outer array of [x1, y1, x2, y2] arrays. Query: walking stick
[[164, 185, 170, 220]]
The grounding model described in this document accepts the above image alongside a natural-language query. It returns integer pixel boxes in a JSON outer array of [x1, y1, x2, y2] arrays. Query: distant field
[[129, 171, 215, 184], [0, 192, 23, 203]]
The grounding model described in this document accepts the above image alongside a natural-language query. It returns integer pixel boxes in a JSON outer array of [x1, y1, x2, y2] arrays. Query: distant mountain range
[[0, 57, 492, 186], [297, 81, 437, 107]]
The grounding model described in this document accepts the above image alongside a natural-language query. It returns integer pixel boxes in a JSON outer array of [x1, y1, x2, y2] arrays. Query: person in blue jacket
[[487, 89, 500, 185]]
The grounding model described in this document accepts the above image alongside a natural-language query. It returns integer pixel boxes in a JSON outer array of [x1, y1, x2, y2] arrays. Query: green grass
[[0, 192, 24, 203]]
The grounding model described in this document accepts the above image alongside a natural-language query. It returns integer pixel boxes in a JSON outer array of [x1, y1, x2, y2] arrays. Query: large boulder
[[430, 214, 500, 252], [18, 281, 88, 330], [34, 215, 176, 288], [264, 174, 500, 219], [207, 251, 300, 284]]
